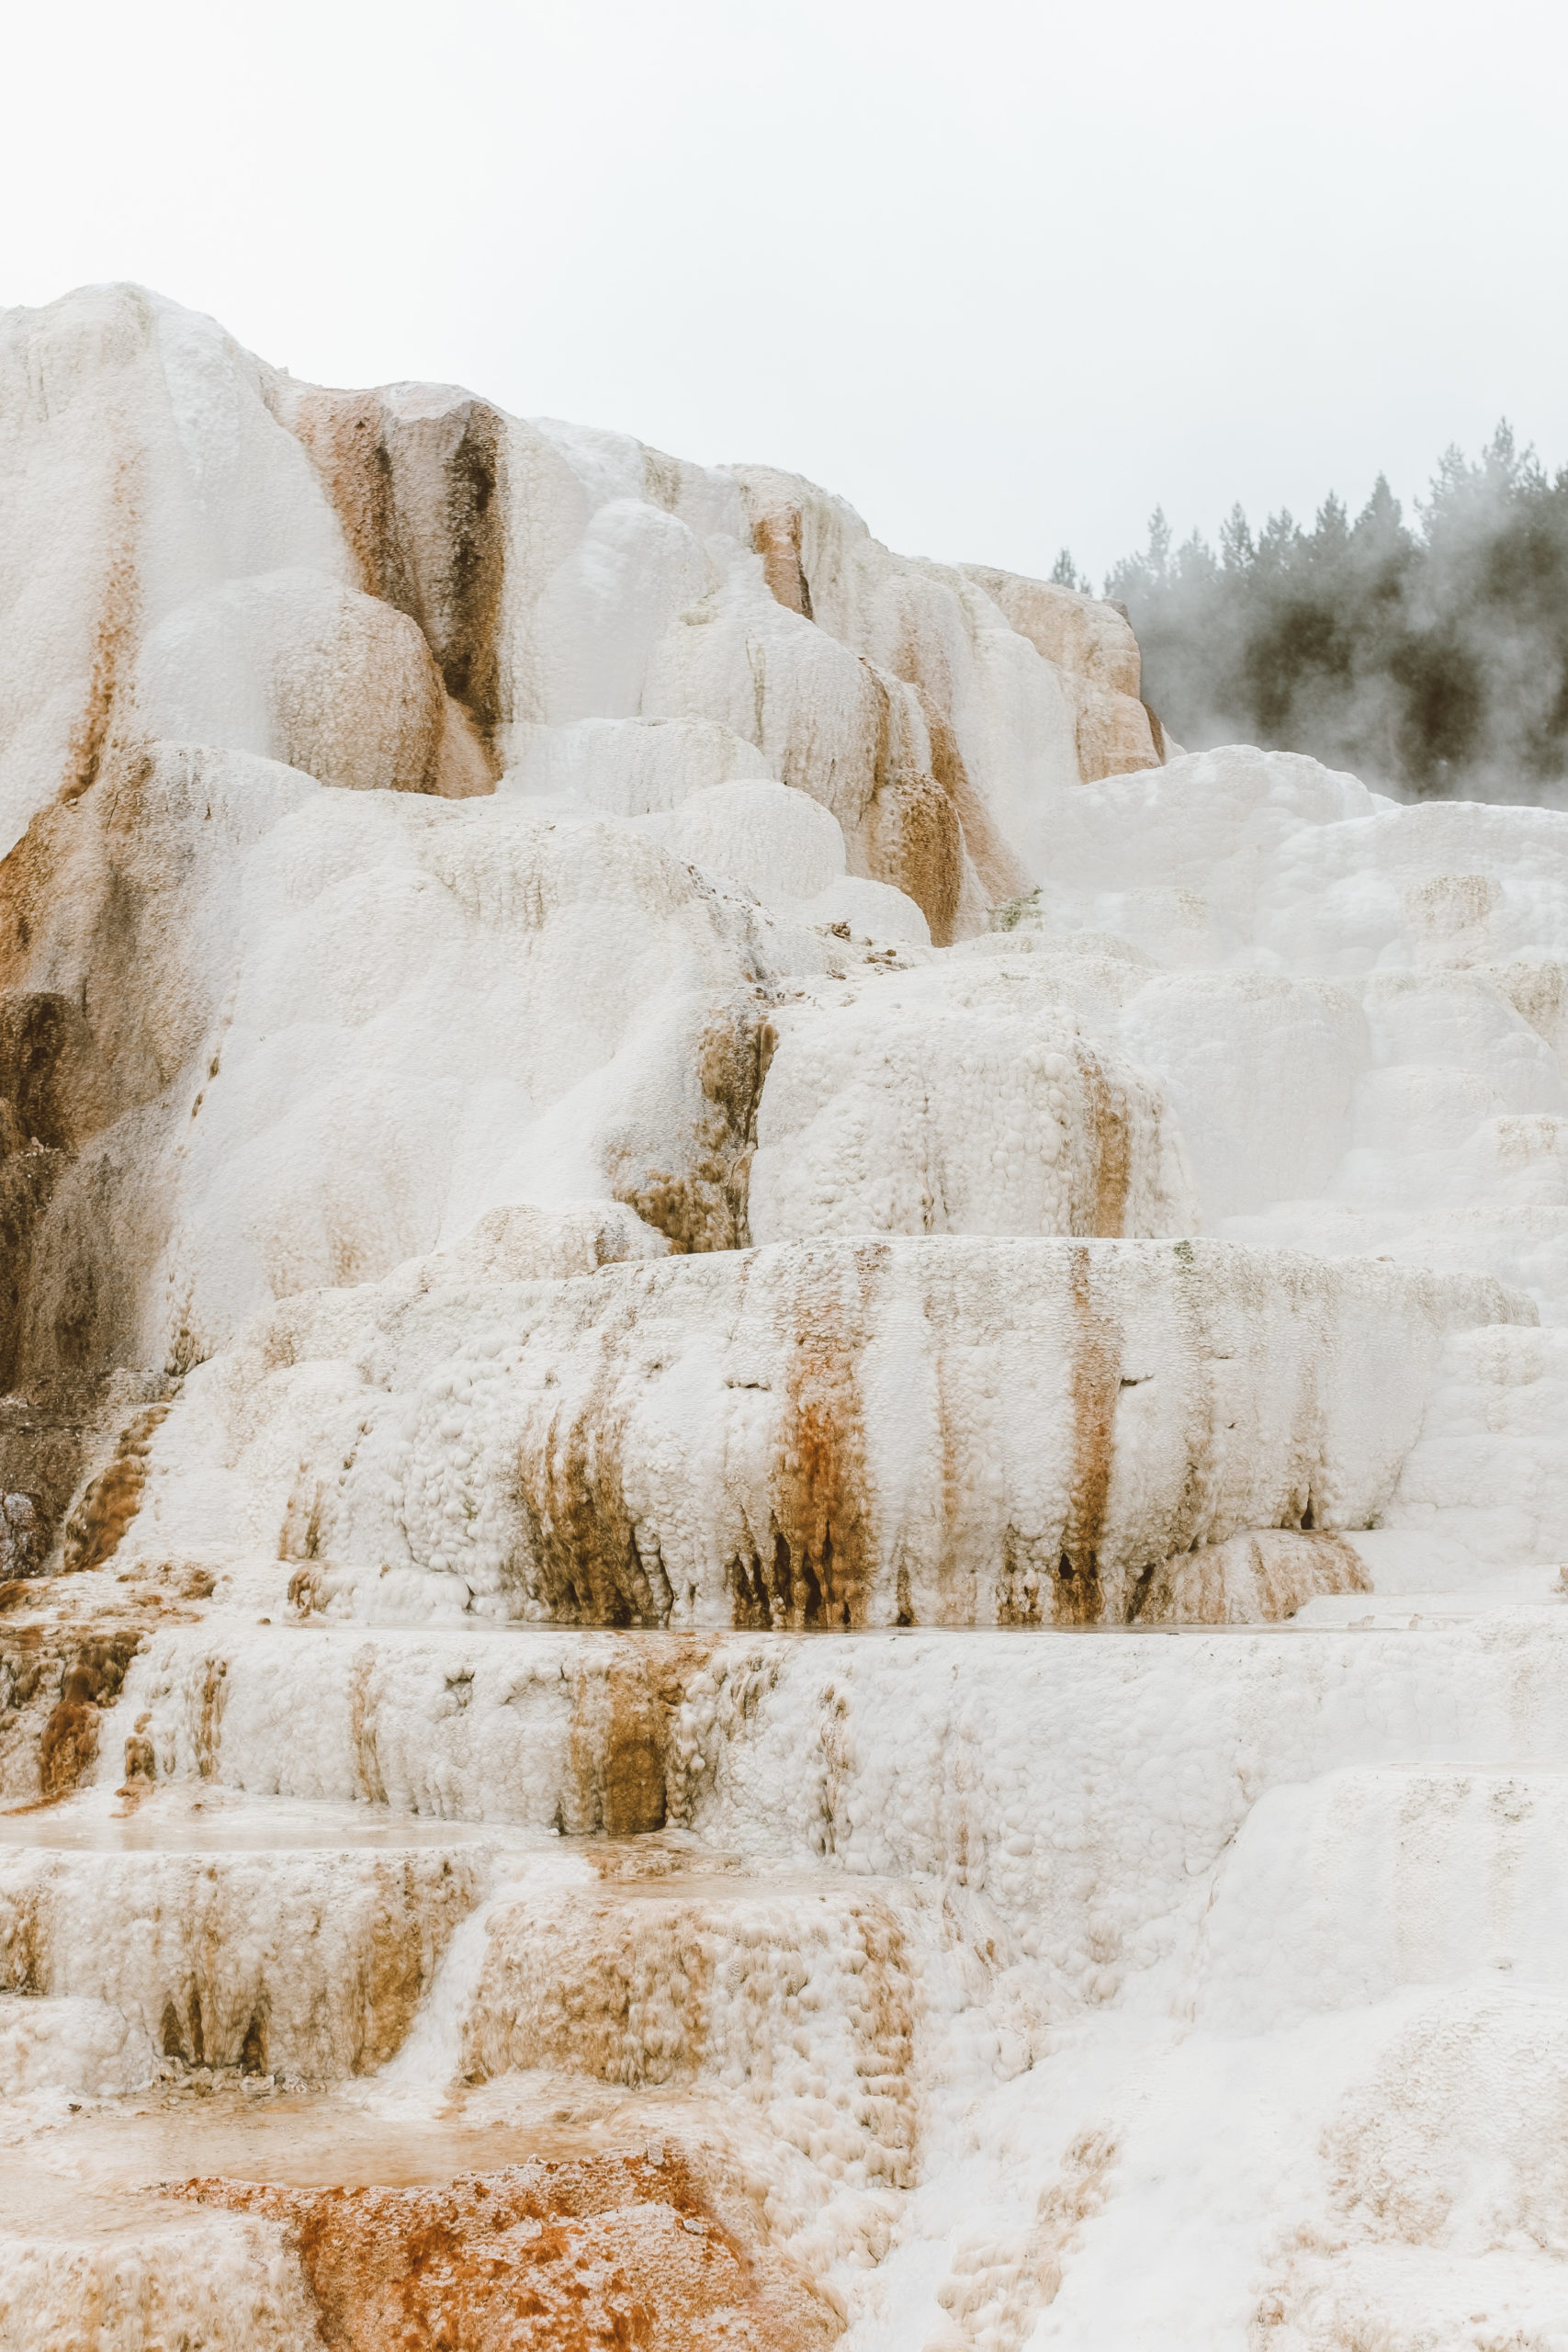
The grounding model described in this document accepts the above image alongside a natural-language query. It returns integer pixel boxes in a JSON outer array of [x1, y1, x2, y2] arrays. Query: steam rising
[[1099, 426, 1568, 803]]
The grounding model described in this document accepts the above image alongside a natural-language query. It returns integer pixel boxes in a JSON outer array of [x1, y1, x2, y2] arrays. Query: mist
[[1099, 427, 1568, 805]]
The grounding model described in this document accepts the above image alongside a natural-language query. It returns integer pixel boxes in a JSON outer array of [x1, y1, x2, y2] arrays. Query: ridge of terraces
[[0, 283, 1564, 2348]]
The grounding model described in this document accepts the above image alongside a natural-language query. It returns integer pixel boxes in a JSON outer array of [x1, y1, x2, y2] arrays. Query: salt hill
[[0, 283, 1564, 2349]]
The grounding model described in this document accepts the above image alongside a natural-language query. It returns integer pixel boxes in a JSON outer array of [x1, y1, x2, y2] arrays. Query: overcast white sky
[[5, 0, 1565, 582]]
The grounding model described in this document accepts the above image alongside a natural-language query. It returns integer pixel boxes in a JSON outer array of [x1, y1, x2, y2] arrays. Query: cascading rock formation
[[0, 282, 1565, 2348]]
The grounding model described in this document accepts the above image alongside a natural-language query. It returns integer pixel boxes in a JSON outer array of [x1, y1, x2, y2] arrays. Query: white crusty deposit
[[0, 280, 1565, 2350], [134, 1238, 1519, 1629]]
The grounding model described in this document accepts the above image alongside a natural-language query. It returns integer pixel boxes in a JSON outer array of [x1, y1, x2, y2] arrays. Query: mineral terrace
[[0, 283, 1564, 2348]]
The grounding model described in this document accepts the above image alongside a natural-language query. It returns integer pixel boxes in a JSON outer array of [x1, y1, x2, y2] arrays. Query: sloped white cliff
[[0, 282, 1564, 2350]]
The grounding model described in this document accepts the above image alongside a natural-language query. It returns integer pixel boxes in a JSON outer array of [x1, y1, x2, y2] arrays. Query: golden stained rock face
[[184, 2153, 840, 2352]]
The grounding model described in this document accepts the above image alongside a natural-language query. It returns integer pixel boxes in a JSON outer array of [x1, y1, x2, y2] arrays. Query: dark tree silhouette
[[1106, 427, 1568, 801]]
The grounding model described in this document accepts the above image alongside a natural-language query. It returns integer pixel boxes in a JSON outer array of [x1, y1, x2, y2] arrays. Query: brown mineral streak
[[61, 1401, 169, 1571], [358, 1857, 472, 2070], [728, 1249, 874, 1631], [521, 1374, 673, 1632], [0, 1631, 77, 1798], [195, 1653, 228, 1780], [290, 388, 508, 790], [611, 999, 773, 1255], [748, 498, 1032, 931], [0, 756, 209, 1408], [0, 992, 87, 1400], [348, 1645, 389, 1806], [131, 1852, 475, 2075], [515, 1261, 872, 1639], [565, 1649, 674, 1835], [1057, 1248, 1116, 1624], [918, 689, 1032, 908], [1078, 1048, 1132, 1238], [870, 764, 964, 946], [0, 1879, 45, 1996], [62, 453, 140, 807], [183, 2152, 840, 2350], [37, 1629, 141, 1794], [931, 1316, 975, 1627], [750, 504, 815, 620], [862, 669, 964, 947]]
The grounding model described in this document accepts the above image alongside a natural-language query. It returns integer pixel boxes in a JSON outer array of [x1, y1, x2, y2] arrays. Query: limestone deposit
[[0, 281, 1564, 2349]]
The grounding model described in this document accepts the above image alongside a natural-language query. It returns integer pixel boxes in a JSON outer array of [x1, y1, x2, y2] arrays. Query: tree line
[[1063, 427, 1568, 801]]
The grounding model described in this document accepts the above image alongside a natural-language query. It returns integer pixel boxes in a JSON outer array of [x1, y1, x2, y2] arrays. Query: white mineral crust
[[0, 281, 1564, 2347]]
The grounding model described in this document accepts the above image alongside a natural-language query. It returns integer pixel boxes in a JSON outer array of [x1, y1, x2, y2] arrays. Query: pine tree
[[1107, 427, 1568, 801]]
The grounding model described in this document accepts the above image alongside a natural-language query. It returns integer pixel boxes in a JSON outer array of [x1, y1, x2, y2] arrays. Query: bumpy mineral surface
[[0, 282, 1564, 2348]]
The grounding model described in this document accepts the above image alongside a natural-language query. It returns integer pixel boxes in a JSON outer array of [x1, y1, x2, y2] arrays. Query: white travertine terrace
[[0, 282, 1564, 2347]]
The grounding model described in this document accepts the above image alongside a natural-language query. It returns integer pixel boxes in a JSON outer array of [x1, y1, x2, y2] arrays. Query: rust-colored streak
[[62, 459, 139, 807], [0, 1613, 164, 1802], [1077, 1049, 1133, 1238], [750, 505, 814, 620], [865, 767, 963, 948], [195, 1654, 228, 1781], [519, 1389, 672, 1631], [0, 992, 80, 1154], [437, 409, 506, 734], [61, 1402, 169, 1573], [1055, 1249, 1117, 1625], [858, 667, 965, 946], [37, 1629, 141, 1794], [926, 1337, 972, 1628], [0, 756, 208, 1402], [852, 1901, 918, 2173], [918, 689, 1032, 909], [563, 1652, 673, 1836], [292, 390, 508, 782], [184, 2152, 839, 2351], [353, 1856, 470, 2071], [995, 1524, 1045, 1629], [739, 1253, 874, 1630], [291, 393, 398, 603], [611, 1001, 773, 1256], [347, 1645, 389, 1806], [0, 991, 91, 1396], [0, 1149, 68, 1395], [932, 2130, 1119, 2342]]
